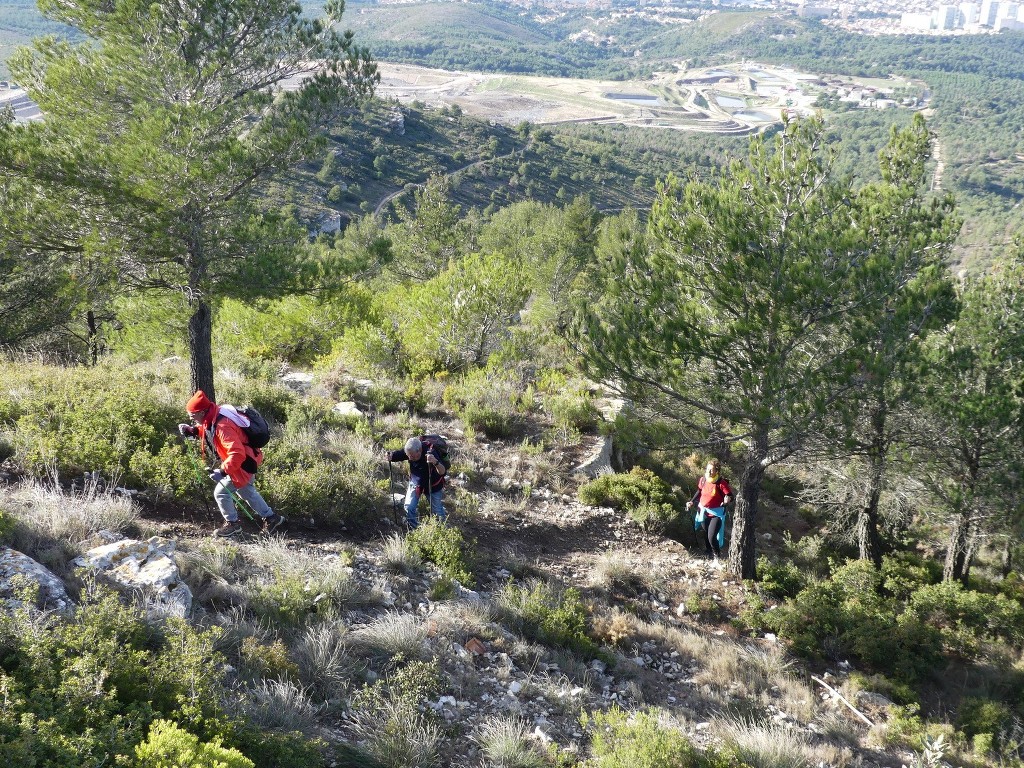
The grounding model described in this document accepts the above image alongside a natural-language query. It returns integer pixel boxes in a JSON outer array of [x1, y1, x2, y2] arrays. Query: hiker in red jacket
[[686, 458, 733, 561], [178, 390, 284, 537]]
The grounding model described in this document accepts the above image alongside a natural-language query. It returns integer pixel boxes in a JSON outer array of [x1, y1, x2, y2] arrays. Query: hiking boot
[[261, 513, 286, 535], [214, 520, 242, 538]]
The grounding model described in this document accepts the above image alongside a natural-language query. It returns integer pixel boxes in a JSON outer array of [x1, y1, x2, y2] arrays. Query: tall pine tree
[[574, 117, 955, 579], [0, 0, 376, 397]]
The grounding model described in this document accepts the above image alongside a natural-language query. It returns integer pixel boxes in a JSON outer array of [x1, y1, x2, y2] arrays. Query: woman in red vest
[[686, 458, 733, 562]]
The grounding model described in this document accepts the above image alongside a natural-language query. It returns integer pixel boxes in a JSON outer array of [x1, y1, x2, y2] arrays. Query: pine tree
[[0, 0, 376, 397], [918, 254, 1024, 584], [820, 114, 959, 567], [573, 117, 954, 579]]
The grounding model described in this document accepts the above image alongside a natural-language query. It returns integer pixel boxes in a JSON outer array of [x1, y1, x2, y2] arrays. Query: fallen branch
[[812, 675, 875, 727]]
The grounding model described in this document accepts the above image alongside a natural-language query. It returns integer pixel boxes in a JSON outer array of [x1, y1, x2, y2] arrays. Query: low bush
[[906, 581, 1024, 653], [956, 697, 1012, 750], [496, 580, 598, 657], [537, 372, 600, 438], [232, 728, 330, 768], [444, 368, 531, 438], [765, 557, 1024, 684], [585, 708, 733, 768], [260, 440, 377, 525], [406, 519, 476, 587], [754, 555, 806, 600], [578, 467, 678, 532], [218, 377, 296, 425], [0, 591, 239, 767], [213, 295, 356, 368], [765, 559, 942, 681], [134, 720, 253, 768], [0, 362, 185, 489]]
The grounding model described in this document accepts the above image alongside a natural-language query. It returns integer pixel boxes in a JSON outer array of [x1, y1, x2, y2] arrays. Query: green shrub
[[406, 519, 475, 587], [232, 728, 329, 768], [0, 505, 11, 544], [956, 697, 1011, 744], [218, 378, 295, 424], [0, 433, 14, 463], [395, 251, 530, 375], [881, 553, 943, 600], [284, 397, 352, 437], [578, 467, 677, 532], [0, 590, 233, 767], [537, 372, 600, 435], [260, 441, 376, 525], [213, 296, 357, 368], [585, 708, 732, 768], [907, 581, 1024, 653], [767, 559, 942, 682], [755, 555, 806, 599], [496, 581, 597, 657], [1, 362, 184, 489], [324, 323, 404, 378], [444, 368, 530, 438], [135, 720, 254, 768]]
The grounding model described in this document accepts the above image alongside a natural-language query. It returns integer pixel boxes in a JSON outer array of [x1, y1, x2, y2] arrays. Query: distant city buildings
[[898, 0, 1023, 29]]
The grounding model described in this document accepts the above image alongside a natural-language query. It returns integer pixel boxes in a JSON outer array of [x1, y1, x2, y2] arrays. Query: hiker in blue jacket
[[386, 436, 447, 529]]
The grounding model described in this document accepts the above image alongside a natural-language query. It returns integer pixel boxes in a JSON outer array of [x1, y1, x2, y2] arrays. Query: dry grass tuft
[[590, 551, 643, 591], [715, 716, 852, 768], [293, 621, 359, 702], [2, 477, 139, 563], [237, 678, 323, 732], [475, 716, 548, 768], [380, 532, 423, 574], [349, 613, 429, 662]]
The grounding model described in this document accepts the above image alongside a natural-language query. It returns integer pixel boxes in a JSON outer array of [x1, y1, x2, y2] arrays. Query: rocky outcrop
[[333, 401, 365, 418], [0, 547, 72, 612], [73, 535, 192, 617], [574, 392, 626, 478]]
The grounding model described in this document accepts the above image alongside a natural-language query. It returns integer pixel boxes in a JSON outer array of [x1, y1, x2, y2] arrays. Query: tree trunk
[[728, 456, 765, 580], [1001, 538, 1012, 578], [188, 298, 215, 400], [857, 454, 885, 569], [962, 524, 979, 584], [86, 309, 100, 366], [943, 509, 972, 584]]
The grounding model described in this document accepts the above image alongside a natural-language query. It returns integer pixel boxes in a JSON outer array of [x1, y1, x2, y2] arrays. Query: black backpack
[[238, 406, 271, 449], [420, 434, 451, 469]]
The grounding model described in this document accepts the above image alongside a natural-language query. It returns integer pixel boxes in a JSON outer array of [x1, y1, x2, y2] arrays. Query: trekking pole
[[388, 459, 401, 526], [182, 437, 215, 519], [183, 436, 255, 521], [227, 486, 256, 521]]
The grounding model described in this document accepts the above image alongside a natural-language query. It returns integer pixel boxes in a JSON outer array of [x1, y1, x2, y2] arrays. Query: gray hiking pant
[[213, 476, 272, 522]]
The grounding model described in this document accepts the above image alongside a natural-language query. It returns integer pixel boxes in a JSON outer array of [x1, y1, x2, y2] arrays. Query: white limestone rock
[[0, 547, 72, 612], [333, 401, 365, 418]]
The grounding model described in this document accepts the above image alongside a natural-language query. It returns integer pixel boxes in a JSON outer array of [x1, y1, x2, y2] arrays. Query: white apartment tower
[[935, 4, 959, 27], [959, 1, 980, 23], [979, 0, 999, 25]]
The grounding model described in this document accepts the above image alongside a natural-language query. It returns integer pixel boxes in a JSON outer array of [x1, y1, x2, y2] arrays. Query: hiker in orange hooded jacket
[[178, 390, 284, 537]]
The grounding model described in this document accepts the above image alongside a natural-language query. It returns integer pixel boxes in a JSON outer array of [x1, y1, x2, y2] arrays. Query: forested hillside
[[342, 2, 1023, 264], [2, 1, 1024, 768]]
